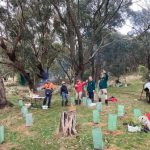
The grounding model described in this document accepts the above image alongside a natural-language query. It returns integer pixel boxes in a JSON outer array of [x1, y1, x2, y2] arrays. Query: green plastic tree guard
[[70, 97, 75, 105], [92, 128, 104, 150], [21, 106, 28, 117], [117, 105, 125, 117], [18, 100, 24, 108], [133, 108, 142, 118], [108, 114, 117, 131], [26, 113, 33, 127], [0, 126, 4, 144], [93, 110, 100, 123], [82, 97, 87, 105], [96, 102, 102, 112], [87, 98, 92, 106]]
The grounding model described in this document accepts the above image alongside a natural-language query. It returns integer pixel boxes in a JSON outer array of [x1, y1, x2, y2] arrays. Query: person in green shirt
[[98, 69, 109, 105], [87, 76, 95, 102]]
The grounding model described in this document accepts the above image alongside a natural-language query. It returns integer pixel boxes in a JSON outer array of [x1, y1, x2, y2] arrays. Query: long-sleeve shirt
[[60, 85, 68, 95], [87, 80, 95, 92], [99, 73, 109, 89], [75, 82, 87, 93]]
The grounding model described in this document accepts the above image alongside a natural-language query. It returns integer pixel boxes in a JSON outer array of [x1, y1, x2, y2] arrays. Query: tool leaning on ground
[[139, 82, 147, 100]]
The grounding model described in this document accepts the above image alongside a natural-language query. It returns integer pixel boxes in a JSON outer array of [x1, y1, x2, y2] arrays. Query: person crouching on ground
[[75, 79, 87, 105], [87, 76, 95, 102], [43, 80, 55, 108], [98, 69, 109, 105], [60, 81, 69, 107]]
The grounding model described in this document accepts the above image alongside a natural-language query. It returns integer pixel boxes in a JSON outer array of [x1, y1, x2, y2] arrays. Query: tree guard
[[93, 110, 100, 124], [59, 109, 77, 136], [21, 106, 28, 117], [108, 114, 117, 131], [118, 105, 125, 117], [96, 102, 102, 112], [26, 113, 33, 127], [92, 128, 104, 150], [0, 126, 4, 144], [133, 108, 142, 119], [18, 100, 24, 108], [82, 97, 87, 105]]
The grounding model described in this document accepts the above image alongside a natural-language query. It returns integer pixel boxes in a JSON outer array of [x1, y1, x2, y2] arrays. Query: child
[[98, 69, 109, 105], [60, 81, 69, 107], [43, 80, 55, 108], [87, 76, 95, 102], [75, 79, 87, 105]]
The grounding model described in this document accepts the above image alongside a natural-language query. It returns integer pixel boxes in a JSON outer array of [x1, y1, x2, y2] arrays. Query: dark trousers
[[88, 91, 94, 102], [43, 94, 52, 108], [43, 89, 52, 107]]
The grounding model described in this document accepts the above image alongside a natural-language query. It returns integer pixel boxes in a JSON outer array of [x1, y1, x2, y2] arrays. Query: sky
[[118, 0, 148, 35], [0, 0, 148, 35]]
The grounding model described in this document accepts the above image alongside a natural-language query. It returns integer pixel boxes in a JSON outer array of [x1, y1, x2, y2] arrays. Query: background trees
[[0, 0, 150, 88]]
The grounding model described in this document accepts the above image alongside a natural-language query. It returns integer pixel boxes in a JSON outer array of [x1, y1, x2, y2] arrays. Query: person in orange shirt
[[43, 80, 55, 108]]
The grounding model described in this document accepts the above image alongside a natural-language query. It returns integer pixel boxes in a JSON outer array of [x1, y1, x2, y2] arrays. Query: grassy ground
[[0, 79, 150, 150]]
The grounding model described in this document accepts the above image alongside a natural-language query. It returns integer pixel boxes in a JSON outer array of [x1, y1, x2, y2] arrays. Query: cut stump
[[59, 109, 77, 136]]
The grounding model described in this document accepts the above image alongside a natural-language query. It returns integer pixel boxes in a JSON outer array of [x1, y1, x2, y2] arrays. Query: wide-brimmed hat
[[62, 81, 66, 84]]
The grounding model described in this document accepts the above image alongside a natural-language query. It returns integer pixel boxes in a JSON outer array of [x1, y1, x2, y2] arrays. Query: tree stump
[[59, 110, 77, 136], [0, 77, 7, 108]]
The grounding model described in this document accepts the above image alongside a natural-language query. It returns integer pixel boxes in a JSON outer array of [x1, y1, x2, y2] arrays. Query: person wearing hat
[[60, 81, 69, 107], [43, 79, 55, 108]]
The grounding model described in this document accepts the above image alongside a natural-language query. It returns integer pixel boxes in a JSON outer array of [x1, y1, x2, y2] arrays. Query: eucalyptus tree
[[51, 0, 132, 79], [0, 0, 61, 89]]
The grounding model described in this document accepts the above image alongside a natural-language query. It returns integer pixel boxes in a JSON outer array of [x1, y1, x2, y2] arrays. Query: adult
[[43, 80, 55, 108], [87, 76, 95, 102], [144, 80, 150, 92], [60, 81, 69, 107], [98, 69, 109, 105], [75, 79, 87, 105]]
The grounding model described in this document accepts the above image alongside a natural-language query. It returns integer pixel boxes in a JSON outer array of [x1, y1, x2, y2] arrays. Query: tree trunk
[[0, 77, 7, 108], [59, 110, 77, 136]]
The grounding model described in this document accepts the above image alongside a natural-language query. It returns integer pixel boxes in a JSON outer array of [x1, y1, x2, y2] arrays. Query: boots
[[75, 100, 81, 105], [75, 100, 78, 105], [99, 98, 102, 102], [62, 101, 64, 107], [79, 99, 81, 105], [105, 99, 108, 105], [65, 100, 68, 106]]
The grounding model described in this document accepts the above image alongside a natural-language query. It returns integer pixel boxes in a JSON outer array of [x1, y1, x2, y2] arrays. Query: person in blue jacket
[[87, 76, 95, 102], [98, 69, 109, 105], [60, 81, 69, 106]]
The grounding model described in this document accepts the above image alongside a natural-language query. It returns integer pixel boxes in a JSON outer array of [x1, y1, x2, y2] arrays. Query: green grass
[[0, 80, 150, 150]]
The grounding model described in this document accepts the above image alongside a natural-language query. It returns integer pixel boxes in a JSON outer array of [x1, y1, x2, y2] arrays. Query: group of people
[[42, 69, 109, 108]]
